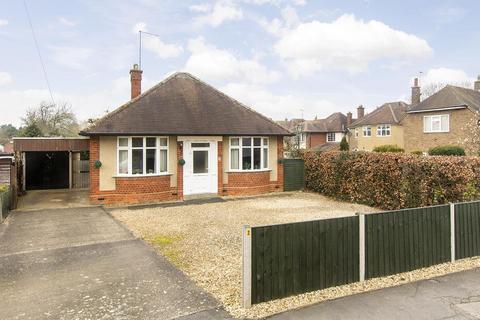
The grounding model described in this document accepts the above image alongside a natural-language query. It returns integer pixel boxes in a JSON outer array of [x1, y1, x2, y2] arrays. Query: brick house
[[278, 112, 349, 151], [403, 77, 480, 155], [348, 102, 409, 151], [80, 65, 290, 205]]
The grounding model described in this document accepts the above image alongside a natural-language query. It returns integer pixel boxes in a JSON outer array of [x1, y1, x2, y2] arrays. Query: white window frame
[[326, 132, 336, 142], [362, 126, 372, 137], [376, 124, 391, 137], [116, 136, 169, 176], [229, 137, 269, 172], [423, 115, 450, 133]]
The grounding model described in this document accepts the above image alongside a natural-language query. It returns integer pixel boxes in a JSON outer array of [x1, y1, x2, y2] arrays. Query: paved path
[[271, 268, 480, 320], [0, 207, 230, 320]]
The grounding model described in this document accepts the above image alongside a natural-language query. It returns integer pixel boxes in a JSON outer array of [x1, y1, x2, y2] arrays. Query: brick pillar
[[217, 141, 223, 196], [89, 136, 100, 202], [277, 136, 284, 191], [177, 141, 184, 199]]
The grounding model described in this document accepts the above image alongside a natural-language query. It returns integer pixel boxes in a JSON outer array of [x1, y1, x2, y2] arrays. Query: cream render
[[268, 137, 278, 181], [350, 125, 404, 151]]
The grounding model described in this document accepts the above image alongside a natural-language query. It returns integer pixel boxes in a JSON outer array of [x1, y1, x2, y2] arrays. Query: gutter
[[406, 106, 467, 113]]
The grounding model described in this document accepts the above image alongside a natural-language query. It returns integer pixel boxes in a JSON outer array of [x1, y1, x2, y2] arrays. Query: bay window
[[230, 137, 269, 171], [117, 137, 168, 176]]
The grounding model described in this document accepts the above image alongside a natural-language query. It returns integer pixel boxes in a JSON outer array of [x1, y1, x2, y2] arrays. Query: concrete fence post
[[242, 225, 252, 308], [358, 213, 366, 281], [450, 203, 456, 262]]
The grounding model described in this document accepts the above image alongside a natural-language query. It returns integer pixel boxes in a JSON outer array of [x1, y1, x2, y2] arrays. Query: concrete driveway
[[0, 207, 230, 320]]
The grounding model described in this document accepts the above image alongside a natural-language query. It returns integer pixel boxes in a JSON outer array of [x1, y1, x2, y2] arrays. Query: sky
[[0, 0, 479, 127]]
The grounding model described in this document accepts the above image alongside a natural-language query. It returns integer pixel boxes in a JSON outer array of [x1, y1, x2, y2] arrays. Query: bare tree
[[22, 102, 80, 137], [421, 81, 473, 101]]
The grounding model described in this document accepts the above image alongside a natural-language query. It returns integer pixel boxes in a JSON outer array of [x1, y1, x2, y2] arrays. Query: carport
[[13, 137, 90, 191]]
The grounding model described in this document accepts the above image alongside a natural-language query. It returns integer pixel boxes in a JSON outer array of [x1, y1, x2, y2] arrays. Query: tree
[[0, 124, 19, 144], [22, 122, 42, 137], [284, 123, 303, 158], [339, 136, 349, 151], [22, 102, 80, 137]]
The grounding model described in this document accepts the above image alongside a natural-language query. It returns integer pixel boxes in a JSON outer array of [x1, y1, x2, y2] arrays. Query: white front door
[[183, 140, 218, 195]]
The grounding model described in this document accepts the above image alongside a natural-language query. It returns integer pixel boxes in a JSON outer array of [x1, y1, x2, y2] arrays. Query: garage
[[13, 137, 90, 191]]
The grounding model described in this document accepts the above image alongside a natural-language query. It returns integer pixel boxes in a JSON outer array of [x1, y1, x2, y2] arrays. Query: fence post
[[242, 225, 252, 308], [358, 213, 365, 281], [450, 203, 455, 262]]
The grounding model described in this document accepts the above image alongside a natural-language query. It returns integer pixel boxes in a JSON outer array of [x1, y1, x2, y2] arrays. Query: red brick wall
[[307, 132, 326, 149]]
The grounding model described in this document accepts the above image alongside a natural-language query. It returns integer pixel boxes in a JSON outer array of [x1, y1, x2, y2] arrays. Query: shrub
[[373, 144, 404, 153], [0, 184, 7, 193], [428, 145, 465, 156], [302, 151, 480, 210], [411, 150, 423, 156], [339, 136, 349, 151]]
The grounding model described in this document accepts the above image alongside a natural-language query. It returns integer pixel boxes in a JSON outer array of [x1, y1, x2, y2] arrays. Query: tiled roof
[[408, 85, 480, 113], [349, 102, 409, 127]]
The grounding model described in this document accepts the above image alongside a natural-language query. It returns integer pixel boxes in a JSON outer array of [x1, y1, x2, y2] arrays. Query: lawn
[[110, 191, 376, 318]]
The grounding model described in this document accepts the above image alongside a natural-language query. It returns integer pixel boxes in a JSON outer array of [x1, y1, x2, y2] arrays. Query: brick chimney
[[411, 77, 421, 106], [475, 75, 480, 91], [357, 105, 364, 119], [130, 64, 143, 99], [346, 112, 353, 126]]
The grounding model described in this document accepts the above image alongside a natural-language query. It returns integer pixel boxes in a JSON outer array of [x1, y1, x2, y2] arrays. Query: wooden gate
[[283, 159, 305, 191], [72, 159, 90, 189]]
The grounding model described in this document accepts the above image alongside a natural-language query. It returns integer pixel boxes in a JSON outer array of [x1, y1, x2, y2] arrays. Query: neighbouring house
[[79, 65, 291, 205], [348, 102, 409, 151], [278, 112, 349, 151], [403, 77, 480, 155], [0, 153, 14, 185]]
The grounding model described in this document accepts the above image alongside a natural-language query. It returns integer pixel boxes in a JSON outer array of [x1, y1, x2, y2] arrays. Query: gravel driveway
[[110, 192, 376, 318]]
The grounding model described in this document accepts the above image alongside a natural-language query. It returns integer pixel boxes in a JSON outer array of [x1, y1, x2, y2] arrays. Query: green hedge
[[303, 151, 480, 210], [429, 145, 465, 156], [373, 144, 404, 153]]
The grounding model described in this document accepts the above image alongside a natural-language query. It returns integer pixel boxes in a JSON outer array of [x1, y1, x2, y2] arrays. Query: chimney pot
[[475, 75, 480, 92], [357, 105, 364, 119], [346, 112, 353, 126], [411, 77, 421, 105], [130, 64, 143, 99]]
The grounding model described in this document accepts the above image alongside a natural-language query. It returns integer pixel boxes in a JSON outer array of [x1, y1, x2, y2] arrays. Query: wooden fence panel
[[251, 216, 359, 304], [455, 201, 480, 260], [365, 205, 450, 279], [283, 159, 305, 191], [72, 160, 90, 189]]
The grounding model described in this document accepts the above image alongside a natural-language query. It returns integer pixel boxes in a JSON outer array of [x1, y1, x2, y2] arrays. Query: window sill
[[423, 131, 449, 134], [114, 173, 172, 178], [226, 169, 272, 173]]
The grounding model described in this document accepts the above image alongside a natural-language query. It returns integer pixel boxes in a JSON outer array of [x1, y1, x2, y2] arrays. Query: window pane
[[160, 149, 168, 172], [132, 149, 143, 174], [146, 137, 156, 147], [231, 149, 239, 170], [424, 117, 431, 132], [192, 142, 209, 148], [263, 148, 268, 169], [441, 115, 449, 131], [193, 150, 208, 174], [132, 137, 143, 148], [432, 118, 441, 131], [254, 138, 261, 146], [119, 150, 128, 174], [231, 138, 239, 146], [253, 148, 261, 169], [263, 138, 268, 146], [119, 138, 128, 147], [159, 138, 168, 147], [242, 147, 251, 170], [146, 149, 156, 174], [242, 138, 251, 146]]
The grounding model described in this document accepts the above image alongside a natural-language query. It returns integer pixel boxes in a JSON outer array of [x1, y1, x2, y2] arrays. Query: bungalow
[[348, 102, 409, 151], [403, 77, 480, 155], [80, 65, 291, 205]]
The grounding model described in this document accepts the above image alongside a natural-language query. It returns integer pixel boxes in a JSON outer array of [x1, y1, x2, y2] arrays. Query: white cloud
[[0, 19, 8, 27], [58, 17, 76, 27], [421, 68, 475, 87], [274, 14, 433, 76], [193, 1, 243, 27], [189, 3, 211, 13], [222, 82, 336, 120], [184, 37, 280, 85], [0, 72, 12, 86], [258, 5, 300, 36], [49, 46, 93, 70], [132, 22, 183, 58]]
